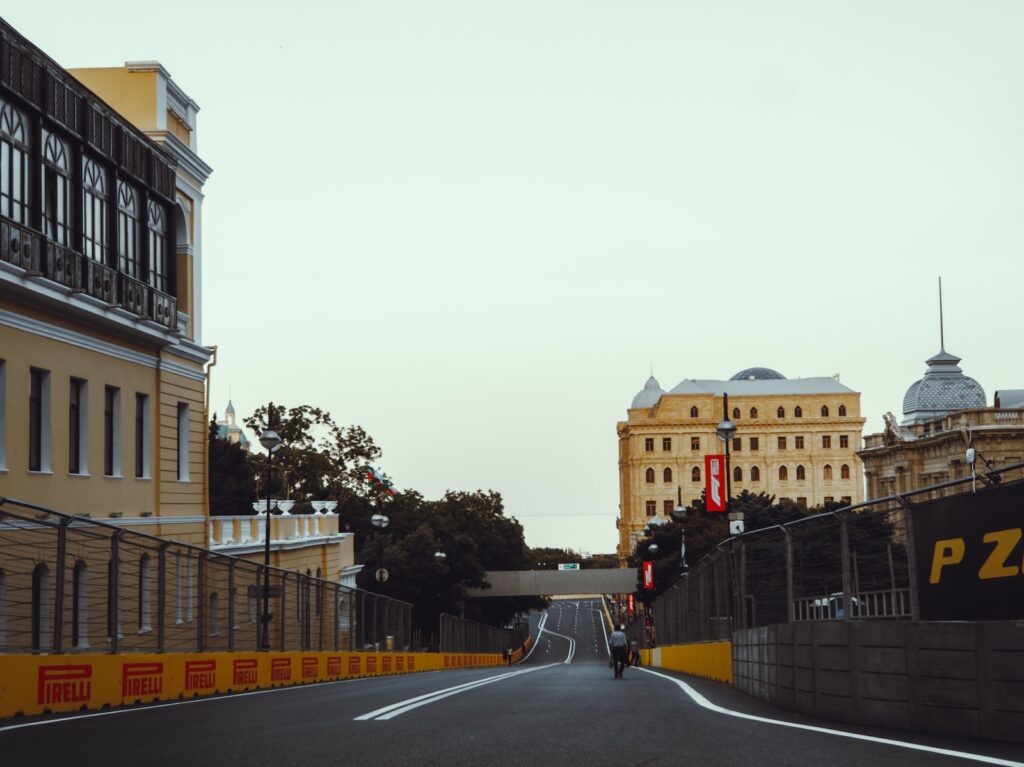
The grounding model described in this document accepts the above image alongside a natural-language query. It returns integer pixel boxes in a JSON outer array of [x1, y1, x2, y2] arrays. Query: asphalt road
[[2, 598, 1022, 767]]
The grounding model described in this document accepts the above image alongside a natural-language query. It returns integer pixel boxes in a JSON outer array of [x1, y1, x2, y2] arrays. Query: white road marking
[[355, 664, 558, 721], [637, 667, 1024, 767], [538, 623, 576, 664]]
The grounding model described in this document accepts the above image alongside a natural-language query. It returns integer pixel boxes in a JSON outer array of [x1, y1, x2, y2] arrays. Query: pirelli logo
[[185, 660, 217, 692], [38, 665, 92, 706], [395, 656, 404, 672], [270, 658, 291, 682], [122, 662, 164, 699], [301, 657, 318, 680], [327, 656, 342, 676], [407, 655, 415, 671], [366, 656, 377, 674], [233, 658, 258, 685], [382, 656, 392, 673], [348, 655, 361, 675]]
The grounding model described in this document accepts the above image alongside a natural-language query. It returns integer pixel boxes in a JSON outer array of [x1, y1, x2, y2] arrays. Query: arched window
[[794, 406, 803, 418], [823, 464, 833, 481], [0, 101, 30, 224], [117, 182, 141, 278], [72, 560, 89, 649], [691, 466, 701, 482], [42, 130, 72, 245], [689, 406, 699, 418], [749, 407, 758, 419], [839, 405, 847, 417], [82, 158, 109, 263], [148, 201, 168, 292], [750, 466, 760, 482], [138, 554, 152, 633], [778, 465, 788, 481], [733, 466, 743, 482], [175, 552, 183, 624], [663, 467, 672, 483], [732, 408, 740, 419], [777, 407, 785, 418], [32, 563, 52, 652], [841, 464, 851, 479], [821, 405, 829, 417], [796, 465, 806, 480], [645, 467, 655, 484], [0, 568, 7, 650], [209, 593, 219, 637]]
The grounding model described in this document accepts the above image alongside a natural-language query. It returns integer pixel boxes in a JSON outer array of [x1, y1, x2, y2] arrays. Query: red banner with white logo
[[627, 594, 635, 613], [705, 454, 726, 512], [642, 560, 654, 590]]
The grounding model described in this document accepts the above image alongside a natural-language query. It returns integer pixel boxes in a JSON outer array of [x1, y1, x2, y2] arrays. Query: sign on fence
[[913, 481, 1024, 620], [705, 455, 726, 512]]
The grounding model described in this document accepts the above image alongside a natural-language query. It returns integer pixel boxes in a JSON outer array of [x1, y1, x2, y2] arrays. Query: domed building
[[617, 367, 866, 565], [215, 400, 250, 451]]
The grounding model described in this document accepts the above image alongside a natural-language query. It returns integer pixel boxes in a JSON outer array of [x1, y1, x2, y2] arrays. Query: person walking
[[609, 624, 629, 679], [629, 637, 641, 667]]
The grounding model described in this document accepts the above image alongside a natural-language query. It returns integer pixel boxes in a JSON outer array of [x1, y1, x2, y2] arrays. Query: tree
[[208, 418, 257, 515]]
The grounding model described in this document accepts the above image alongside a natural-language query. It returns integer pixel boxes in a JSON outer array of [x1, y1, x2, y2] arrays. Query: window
[[69, 378, 87, 475], [751, 466, 760, 482], [42, 130, 72, 245], [175, 553, 183, 624], [750, 437, 759, 451], [777, 437, 786, 450], [71, 560, 88, 649], [839, 435, 849, 449], [822, 435, 832, 449], [841, 464, 851, 480], [823, 464, 833, 480], [645, 467, 655, 484], [691, 466, 701, 482], [732, 437, 741, 451], [82, 158, 109, 263], [689, 406, 699, 418], [177, 403, 190, 481], [663, 467, 672, 483], [117, 182, 141, 278], [732, 408, 740, 419], [690, 436, 700, 451], [135, 394, 149, 479], [644, 437, 654, 452], [29, 368, 51, 473], [663, 500, 673, 516], [107, 558, 122, 641], [838, 405, 847, 417], [797, 497, 808, 509], [31, 563, 52, 651], [138, 554, 152, 633], [0, 100, 30, 224], [749, 407, 758, 419], [794, 406, 803, 418], [824, 496, 834, 505], [733, 466, 742, 482], [645, 500, 656, 517], [779, 465, 788, 481], [795, 436, 804, 449], [148, 201, 169, 292], [209, 593, 220, 637], [841, 496, 852, 505], [821, 405, 829, 417], [776, 407, 785, 418], [662, 437, 672, 451], [796, 465, 806, 480], [104, 386, 121, 477]]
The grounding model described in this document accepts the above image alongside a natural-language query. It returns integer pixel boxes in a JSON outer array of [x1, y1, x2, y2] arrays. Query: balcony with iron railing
[[0, 216, 178, 332]]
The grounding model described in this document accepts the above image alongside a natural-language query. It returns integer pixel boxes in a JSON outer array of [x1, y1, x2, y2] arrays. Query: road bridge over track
[[468, 568, 635, 597]]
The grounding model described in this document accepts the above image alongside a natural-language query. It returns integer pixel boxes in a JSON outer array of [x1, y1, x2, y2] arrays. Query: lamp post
[[716, 392, 739, 532], [258, 404, 282, 650], [370, 512, 389, 585]]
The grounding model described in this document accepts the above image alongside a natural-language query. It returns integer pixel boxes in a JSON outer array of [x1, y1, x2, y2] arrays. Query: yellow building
[[617, 367, 866, 564], [0, 21, 212, 546]]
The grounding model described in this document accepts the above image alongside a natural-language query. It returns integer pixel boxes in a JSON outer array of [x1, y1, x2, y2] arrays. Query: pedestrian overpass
[[468, 569, 636, 597]]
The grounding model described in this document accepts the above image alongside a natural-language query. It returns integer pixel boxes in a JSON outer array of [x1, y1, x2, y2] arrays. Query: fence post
[[52, 518, 70, 654], [784, 527, 795, 623], [738, 539, 748, 630], [334, 586, 340, 651], [280, 572, 288, 651], [839, 513, 852, 622], [157, 543, 168, 653], [197, 552, 207, 651], [110, 531, 122, 654], [899, 496, 921, 621], [228, 558, 236, 651]]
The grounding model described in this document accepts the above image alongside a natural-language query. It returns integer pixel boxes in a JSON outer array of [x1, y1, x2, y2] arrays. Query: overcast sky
[[9, 2, 1024, 555]]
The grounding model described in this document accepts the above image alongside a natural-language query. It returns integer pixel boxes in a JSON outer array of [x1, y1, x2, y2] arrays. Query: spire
[[938, 276, 945, 351]]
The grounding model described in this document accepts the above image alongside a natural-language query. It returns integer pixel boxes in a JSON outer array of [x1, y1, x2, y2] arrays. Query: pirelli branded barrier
[[641, 641, 732, 684], [509, 636, 533, 664], [0, 650, 504, 719]]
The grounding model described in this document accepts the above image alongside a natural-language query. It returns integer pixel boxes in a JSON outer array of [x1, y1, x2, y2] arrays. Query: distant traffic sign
[[375, 568, 389, 583], [557, 563, 580, 571]]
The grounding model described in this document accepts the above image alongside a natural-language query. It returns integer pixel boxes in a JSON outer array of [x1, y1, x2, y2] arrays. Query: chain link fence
[[0, 497, 414, 654], [644, 462, 1024, 646], [438, 613, 528, 654]]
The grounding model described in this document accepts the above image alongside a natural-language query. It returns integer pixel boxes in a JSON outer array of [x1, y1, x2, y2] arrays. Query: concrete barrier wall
[[0, 650, 503, 719], [732, 621, 1024, 743], [642, 641, 733, 684]]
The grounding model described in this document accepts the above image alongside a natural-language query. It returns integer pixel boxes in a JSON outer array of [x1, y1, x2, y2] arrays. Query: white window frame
[[177, 402, 190, 481], [30, 368, 52, 473], [69, 378, 89, 476]]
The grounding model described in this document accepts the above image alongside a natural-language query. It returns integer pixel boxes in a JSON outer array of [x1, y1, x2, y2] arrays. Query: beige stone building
[[859, 346, 1024, 497], [617, 367, 866, 565]]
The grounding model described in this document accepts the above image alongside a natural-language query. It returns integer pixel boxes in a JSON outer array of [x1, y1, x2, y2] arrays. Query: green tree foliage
[[208, 418, 257, 515], [528, 548, 617, 569]]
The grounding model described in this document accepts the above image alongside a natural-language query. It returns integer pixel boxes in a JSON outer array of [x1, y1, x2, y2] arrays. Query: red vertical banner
[[705, 454, 726, 512], [642, 561, 654, 590], [627, 594, 635, 614]]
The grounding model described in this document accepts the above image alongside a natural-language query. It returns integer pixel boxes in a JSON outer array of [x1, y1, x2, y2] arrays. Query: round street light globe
[[672, 504, 686, 521], [259, 429, 282, 452], [648, 543, 659, 556], [716, 418, 736, 443], [434, 550, 447, 560], [371, 513, 389, 529]]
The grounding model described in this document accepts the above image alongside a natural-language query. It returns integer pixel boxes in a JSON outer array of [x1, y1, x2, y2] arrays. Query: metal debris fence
[[438, 613, 528, 654], [641, 462, 1024, 646], [0, 497, 417, 654]]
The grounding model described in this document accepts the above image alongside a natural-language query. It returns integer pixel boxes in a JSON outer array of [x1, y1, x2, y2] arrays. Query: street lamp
[[371, 512, 390, 586], [258, 405, 282, 650], [716, 392, 736, 518]]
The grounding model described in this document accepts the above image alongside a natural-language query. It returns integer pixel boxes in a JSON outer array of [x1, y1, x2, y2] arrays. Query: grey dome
[[631, 376, 665, 409], [730, 367, 785, 381], [901, 349, 985, 425]]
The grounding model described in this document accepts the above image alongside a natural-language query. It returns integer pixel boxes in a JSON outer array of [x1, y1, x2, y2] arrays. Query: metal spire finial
[[938, 276, 945, 351]]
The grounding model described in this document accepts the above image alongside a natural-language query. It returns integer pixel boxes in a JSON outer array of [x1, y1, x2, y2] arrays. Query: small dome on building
[[901, 349, 985, 425], [631, 375, 665, 409], [730, 367, 786, 381]]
